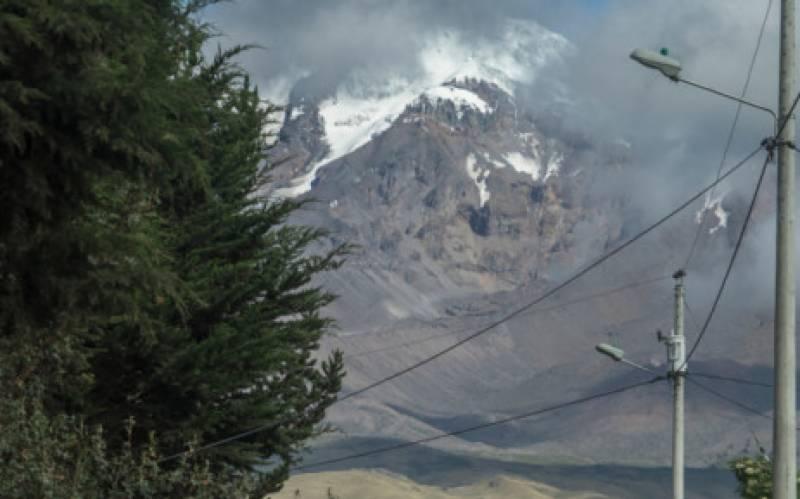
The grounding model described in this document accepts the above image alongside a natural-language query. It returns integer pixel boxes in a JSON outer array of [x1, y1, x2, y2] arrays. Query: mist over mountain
[[204, 0, 787, 485]]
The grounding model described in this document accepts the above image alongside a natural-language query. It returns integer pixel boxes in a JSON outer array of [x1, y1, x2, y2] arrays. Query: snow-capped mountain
[[271, 19, 569, 199], [265, 19, 774, 469]]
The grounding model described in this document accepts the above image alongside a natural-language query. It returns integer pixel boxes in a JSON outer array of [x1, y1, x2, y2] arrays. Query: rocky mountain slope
[[263, 18, 776, 470]]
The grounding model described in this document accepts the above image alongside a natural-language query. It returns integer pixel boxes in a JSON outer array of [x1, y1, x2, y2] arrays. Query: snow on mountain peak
[[419, 20, 568, 95], [273, 19, 569, 199], [421, 85, 491, 119]]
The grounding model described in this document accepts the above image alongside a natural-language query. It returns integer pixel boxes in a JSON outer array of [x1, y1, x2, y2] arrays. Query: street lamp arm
[[596, 342, 659, 375], [678, 76, 778, 129], [619, 357, 659, 375], [630, 47, 777, 133]]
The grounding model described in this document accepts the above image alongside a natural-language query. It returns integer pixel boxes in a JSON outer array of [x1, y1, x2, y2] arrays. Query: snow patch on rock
[[422, 85, 491, 119], [289, 105, 306, 120], [483, 152, 507, 169], [273, 19, 569, 198], [466, 153, 494, 207], [545, 152, 563, 181], [504, 152, 542, 181]]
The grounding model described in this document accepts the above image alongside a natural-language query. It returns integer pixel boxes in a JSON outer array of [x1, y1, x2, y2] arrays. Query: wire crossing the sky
[[295, 377, 663, 471], [690, 372, 773, 388], [342, 274, 670, 361], [682, 151, 769, 367], [684, 0, 774, 268], [339, 144, 763, 404], [689, 376, 800, 432], [687, 376, 775, 422], [159, 142, 764, 463]]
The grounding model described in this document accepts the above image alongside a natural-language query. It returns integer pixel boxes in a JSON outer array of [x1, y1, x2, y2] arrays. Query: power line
[[347, 308, 659, 365], [690, 372, 773, 388], [340, 146, 763, 405], [159, 144, 763, 463], [295, 377, 663, 471], [777, 90, 800, 138], [682, 152, 770, 368], [683, 297, 702, 336], [687, 376, 773, 422], [296, 372, 779, 472], [342, 274, 670, 360], [684, 0, 774, 268]]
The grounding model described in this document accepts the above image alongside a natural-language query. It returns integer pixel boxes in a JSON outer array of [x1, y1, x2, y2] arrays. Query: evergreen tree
[[1, 1, 347, 496], [88, 46, 347, 493], [0, 0, 199, 405]]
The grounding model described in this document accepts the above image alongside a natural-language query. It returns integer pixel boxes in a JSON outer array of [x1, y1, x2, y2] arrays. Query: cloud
[[203, 0, 787, 316], [203, 0, 779, 152]]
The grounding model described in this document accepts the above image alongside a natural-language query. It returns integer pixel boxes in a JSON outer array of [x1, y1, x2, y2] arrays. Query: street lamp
[[630, 48, 682, 80], [630, 48, 778, 131], [595, 273, 686, 499], [595, 342, 658, 375]]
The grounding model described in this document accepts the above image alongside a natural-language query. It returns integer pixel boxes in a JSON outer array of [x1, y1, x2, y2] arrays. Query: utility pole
[[596, 270, 686, 497], [774, 1, 797, 498], [662, 269, 686, 499]]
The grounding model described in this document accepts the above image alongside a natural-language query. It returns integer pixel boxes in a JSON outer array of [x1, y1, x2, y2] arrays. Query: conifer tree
[[0, 0, 198, 404], [83, 14, 345, 498], [1, 1, 347, 496]]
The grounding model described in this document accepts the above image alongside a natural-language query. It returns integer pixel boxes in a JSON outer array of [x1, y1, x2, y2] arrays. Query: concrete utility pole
[[597, 271, 686, 499], [663, 270, 686, 499], [774, 0, 797, 497]]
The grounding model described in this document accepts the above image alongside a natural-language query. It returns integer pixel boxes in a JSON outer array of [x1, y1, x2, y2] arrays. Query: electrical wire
[[683, 298, 702, 336], [294, 377, 663, 471], [690, 372, 773, 388], [340, 145, 763, 404], [777, 90, 800, 138], [159, 144, 763, 463], [687, 376, 773, 422], [684, 0, 774, 268], [342, 274, 670, 360], [347, 309, 661, 362], [690, 377, 800, 432], [682, 152, 769, 368]]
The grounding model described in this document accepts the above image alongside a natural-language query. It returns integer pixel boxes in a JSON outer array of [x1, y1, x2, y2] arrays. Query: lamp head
[[595, 343, 625, 362], [630, 48, 682, 80]]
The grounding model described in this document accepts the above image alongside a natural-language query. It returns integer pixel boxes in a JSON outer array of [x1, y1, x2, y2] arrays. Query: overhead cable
[[687, 376, 773, 422], [295, 377, 663, 471], [684, 0, 774, 268], [682, 152, 770, 367], [340, 145, 763, 404], [343, 274, 670, 360], [691, 372, 773, 388], [159, 144, 763, 462]]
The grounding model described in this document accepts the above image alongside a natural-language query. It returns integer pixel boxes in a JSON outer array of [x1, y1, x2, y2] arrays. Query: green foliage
[[0, 384, 259, 498], [1, 0, 173, 299], [0, 0, 195, 404], [83, 39, 347, 494], [1, 0, 347, 496], [730, 455, 800, 498]]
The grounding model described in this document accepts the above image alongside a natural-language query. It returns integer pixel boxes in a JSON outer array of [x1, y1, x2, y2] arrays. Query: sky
[[202, 0, 781, 164], [202, 0, 788, 307]]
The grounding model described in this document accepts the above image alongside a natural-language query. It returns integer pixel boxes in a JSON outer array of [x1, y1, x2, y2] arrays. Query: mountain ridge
[[263, 19, 775, 470]]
